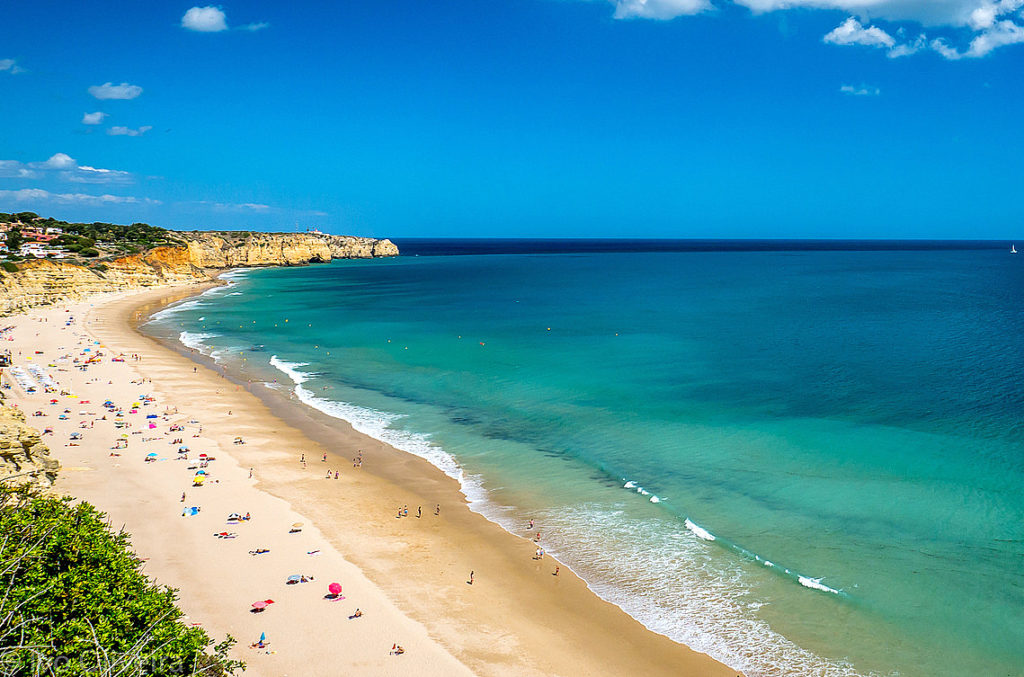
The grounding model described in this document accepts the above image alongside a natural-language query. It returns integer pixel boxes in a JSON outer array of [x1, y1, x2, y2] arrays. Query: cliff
[[0, 247, 209, 316], [0, 403, 59, 489], [183, 232, 399, 267], [0, 232, 398, 316]]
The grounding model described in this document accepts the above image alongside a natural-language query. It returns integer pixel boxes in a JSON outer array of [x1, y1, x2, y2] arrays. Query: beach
[[1, 282, 737, 677]]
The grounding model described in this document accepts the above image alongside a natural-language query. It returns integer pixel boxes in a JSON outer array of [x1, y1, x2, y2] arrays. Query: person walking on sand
[[180, 492, 185, 503], [435, 504, 440, 516], [248, 467, 253, 479], [469, 571, 474, 585], [554, 566, 559, 576], [417, 506, 421, 518]]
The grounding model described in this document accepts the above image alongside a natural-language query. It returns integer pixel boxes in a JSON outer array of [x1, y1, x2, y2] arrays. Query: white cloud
[[182, 6, 228, 32], [2, 153, 135, 184], [824, 17, 896, 47], [42, 153, 76, 169], [0, 58, 25, 74], [108, 125, 153, 137], [611, 0, 712, 19], [594, 1, 1024, 58], [181, 6, 266, 32], [840, 84, 881, 95], [82, 111, 108, 125], [966, 17, 1024, 54], [89, 82, 143, 100], [0, 161, 38, 179], [0, 188, 159, 206]]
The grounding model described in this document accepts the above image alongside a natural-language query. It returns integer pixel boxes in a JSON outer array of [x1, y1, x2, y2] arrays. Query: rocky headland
[[0, 232, 398, 316]]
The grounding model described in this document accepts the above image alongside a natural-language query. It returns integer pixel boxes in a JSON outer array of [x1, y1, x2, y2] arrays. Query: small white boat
[[1012, 244, 1018, 254]]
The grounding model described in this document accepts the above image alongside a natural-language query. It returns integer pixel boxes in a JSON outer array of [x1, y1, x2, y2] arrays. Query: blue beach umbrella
[[260, 631, 266, 643], [146, 452, 157, 457], [146, 414, 158, 419]]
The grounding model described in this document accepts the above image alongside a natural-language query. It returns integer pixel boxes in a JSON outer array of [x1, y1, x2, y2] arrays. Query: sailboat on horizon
[[1013, 244, 1018, 254]]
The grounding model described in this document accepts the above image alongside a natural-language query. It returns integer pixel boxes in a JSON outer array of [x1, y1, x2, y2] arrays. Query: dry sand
[[2, 284, 738, 677]]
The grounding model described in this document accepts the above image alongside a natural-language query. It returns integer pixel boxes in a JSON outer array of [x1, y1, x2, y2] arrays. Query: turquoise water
[[145, 247, 1024, 676]]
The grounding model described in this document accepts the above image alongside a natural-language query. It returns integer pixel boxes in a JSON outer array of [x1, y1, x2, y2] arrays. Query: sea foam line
[[265, 354, 859, 676]]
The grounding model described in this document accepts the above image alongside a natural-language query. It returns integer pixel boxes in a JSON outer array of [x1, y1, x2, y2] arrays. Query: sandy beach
[[1, 283, 737, 677]]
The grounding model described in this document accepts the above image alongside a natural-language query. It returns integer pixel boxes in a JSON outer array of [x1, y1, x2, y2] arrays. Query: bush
[[1, 262, 17, 273], [0, 487, 244, 676], [79, 248, 100, 257]]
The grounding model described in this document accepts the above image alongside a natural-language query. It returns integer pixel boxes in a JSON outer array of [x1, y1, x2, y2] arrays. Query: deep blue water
[[146, 241, 1024, 677]]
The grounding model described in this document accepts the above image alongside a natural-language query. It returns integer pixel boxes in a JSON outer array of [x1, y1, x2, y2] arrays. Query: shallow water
[[144, 244, 1024, 676]]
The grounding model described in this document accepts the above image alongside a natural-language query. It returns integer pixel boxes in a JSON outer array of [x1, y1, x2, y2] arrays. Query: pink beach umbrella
[[328, 582, 342, 596]]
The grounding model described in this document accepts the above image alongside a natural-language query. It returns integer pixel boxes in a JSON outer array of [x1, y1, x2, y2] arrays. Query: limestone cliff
[[183, 232, 399, 268], [0, 232, 398, 316], [0, 248, 209, 316], [0, 403, 59, 489]]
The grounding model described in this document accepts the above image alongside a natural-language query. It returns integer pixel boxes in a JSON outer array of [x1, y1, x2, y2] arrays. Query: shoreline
[[8, 281, 739, 676]]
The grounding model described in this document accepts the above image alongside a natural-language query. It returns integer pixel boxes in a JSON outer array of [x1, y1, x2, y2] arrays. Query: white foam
[[798, 576, 841, 595], [178, 331, 218, 353], [269, 355, 311, 385], [623, 480, 637, 489], [685, 518, 717, 542], [649, 495, 661, 503], [288, 384, 488, 506]]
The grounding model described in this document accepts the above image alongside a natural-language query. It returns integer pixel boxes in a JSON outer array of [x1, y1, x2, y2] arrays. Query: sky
[[0, 1, 1022, 239]]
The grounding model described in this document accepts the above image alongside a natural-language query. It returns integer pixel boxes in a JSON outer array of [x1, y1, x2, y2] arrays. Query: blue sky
[[0, 1, 1021, 238]]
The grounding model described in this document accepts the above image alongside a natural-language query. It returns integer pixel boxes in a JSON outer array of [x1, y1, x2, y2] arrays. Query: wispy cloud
[[82, 111, 108, 125], [0, 188, 159, 206], [108, 125, 153, 137], [88, 82, 143, 100], [0, 58, 25, 74], [840, 84, 881, 96], [241, 22, 270, 31], [611, 0, 711, 19], [0, 153, 134, 184]]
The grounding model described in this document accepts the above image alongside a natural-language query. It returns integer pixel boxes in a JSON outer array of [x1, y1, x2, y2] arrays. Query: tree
[[5, 228, 23, 251]]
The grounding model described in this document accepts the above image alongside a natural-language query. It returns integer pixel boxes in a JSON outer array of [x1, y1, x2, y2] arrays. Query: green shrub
[[79, 248, 100, 257], [0, 487, 244, 676], [1, 262, 17, 273]]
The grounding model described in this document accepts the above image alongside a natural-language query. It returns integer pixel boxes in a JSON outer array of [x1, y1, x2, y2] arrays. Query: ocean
[[143, 240, 1024, 677]]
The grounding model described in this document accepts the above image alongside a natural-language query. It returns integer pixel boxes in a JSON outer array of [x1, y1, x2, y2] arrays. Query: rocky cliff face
[[0, 404, 59, 489], [0, 248, 209, 316], [183, 232, 399, 268], [0, 232, 398, 316]]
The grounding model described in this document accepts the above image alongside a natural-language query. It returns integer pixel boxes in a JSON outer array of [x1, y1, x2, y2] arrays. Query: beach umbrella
[[227, 513, 241, 520], [260, 632, 266, 643], [146, 414, 158, 419], [292, 522, 303, 528], [328, 582, 342, 595], [148, 423, 156, 429], [287, 575, 301, 583], [251, 601, 267, 611], [146, 452, 157, 457], [195, 469, 207, 475]]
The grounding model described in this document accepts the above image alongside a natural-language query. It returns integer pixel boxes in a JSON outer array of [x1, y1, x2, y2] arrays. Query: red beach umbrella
[[328, 582, 342, 595]]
